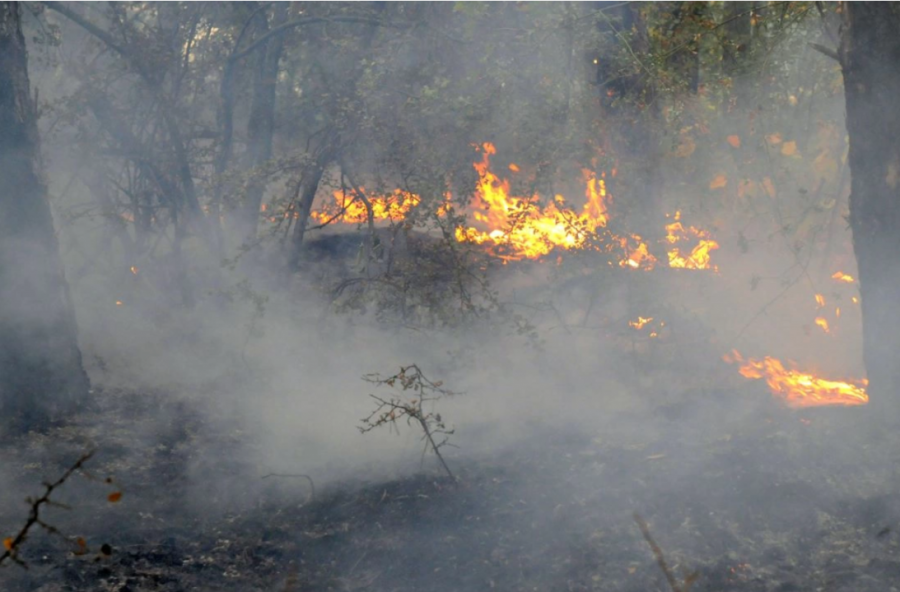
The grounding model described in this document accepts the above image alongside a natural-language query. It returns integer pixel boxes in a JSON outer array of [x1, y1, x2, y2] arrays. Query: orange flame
[[665, 211, 720, 271], [454, 144, 611, 260], [306, 144, 718, 268], [629, 316, 654, 330], [311, 188, 421, 224], [724, 350, 868, 408], [832, 271, 855, 283], [814, 293, 825, 307]]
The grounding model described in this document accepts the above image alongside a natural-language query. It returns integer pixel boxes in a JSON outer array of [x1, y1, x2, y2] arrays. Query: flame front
[[310, 188, 421, 224], [307, 143, 719, 268], [454, 143, 611, 261], [724, 350, 868, 408]]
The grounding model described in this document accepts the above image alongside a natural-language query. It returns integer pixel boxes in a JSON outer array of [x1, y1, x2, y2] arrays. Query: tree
[[0, 1, 90, 432], [839, 3, 900, 412]]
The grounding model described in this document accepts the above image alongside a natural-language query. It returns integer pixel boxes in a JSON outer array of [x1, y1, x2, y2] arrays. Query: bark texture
[[840, 3, 900, 409], [0, 2, 90, 431]]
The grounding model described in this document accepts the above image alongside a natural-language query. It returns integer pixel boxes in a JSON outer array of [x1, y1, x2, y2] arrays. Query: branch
[[42, 2, 128, 57], [230, 16, 409, 63], [633, 513, 698, 592], [808, 42, 840, 62], [0, 451, 96, 568]]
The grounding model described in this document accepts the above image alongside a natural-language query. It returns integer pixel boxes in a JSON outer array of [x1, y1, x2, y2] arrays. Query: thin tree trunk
[[839, 2, 900, 410], [0, 1, 90, 432], [238, 3, 288, 246]]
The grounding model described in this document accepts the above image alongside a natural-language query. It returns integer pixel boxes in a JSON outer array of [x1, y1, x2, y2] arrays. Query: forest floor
[[2, 382, 900, 592]]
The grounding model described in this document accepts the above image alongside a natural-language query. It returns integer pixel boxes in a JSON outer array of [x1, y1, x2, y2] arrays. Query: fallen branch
[[633, 512, 698, 592]]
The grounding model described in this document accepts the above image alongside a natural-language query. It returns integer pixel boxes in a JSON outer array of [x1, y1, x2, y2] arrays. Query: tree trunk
[[839, 3, 900, 411], [238, 3, 288, 245], [0, 2, 90, 432]]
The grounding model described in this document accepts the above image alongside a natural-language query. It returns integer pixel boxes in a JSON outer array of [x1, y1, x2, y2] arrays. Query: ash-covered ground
[[1, 285, 896, 592]]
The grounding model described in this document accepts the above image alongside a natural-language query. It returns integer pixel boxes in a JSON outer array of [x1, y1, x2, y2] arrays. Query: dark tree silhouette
[[840, 3, 900, 411], [0, 1, 90, 432]]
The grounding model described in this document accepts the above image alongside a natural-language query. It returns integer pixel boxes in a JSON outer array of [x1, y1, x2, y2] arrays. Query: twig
[[0, 451, 96, 568], [633, 512, 698, 592]]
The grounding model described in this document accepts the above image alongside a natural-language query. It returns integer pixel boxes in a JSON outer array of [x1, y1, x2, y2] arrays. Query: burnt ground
[[3, 384, 900, 592]]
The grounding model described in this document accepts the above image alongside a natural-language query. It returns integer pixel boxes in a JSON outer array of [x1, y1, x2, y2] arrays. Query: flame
[[629, 316, 653, 330], [814, 293, 825, 307], [454, 144, 611, 261], [724, 350, 868, 408], [306, 143, 718, 268], [832, 271, 855, 283], [130, 266, 138, 275], [311, 188, 421, 224], [115, 300, 123, 306], [814, 317, 830, 333], [618, 236, 657, 270], [852, 296, 859, 304], [664, 211, 720, 271]]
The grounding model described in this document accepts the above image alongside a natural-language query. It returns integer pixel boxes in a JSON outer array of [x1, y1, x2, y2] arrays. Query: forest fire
[[664, 211, 719, 271], [724, 350, 868, 408], [310, 188, 421, 224], [307, 143, 720, 267], [453, 143, 611, 260]]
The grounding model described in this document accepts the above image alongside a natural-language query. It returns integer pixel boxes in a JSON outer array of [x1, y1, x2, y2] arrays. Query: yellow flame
[[311, 188, 421, 224], [629, 316, 653, 330], [814, 293, 825, 307], [832, 271, 855, 283], [454, 144, 611, 261], [665, 211, 720, 270], [724, 350, 868, 408], [814, 317, 830, 333]]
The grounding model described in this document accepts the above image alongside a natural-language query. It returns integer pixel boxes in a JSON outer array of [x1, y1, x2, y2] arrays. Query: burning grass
[[724, 350, 869, 408]]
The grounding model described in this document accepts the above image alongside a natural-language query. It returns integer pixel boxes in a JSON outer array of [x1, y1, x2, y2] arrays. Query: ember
[[724, 350, 868, 408]]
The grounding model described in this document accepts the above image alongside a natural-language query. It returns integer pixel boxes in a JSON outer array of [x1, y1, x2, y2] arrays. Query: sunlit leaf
[[726, 135, 741, 148], [709, 174, 728, 190]]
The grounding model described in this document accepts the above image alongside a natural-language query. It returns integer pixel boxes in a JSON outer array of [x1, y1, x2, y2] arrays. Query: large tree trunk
[[839, 3, 900, 410], [0, 2, 90, 432]]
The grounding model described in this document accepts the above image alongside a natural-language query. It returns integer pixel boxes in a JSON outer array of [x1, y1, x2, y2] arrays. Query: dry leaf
[[107, 491, 123, 503], [781, 141, 797, 156], [709, 174, 728, 190], [726, 135, 741, 148], [762, 177, 776, 198], [766, 133, 782, 145], [2, 537, 12, 551]]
